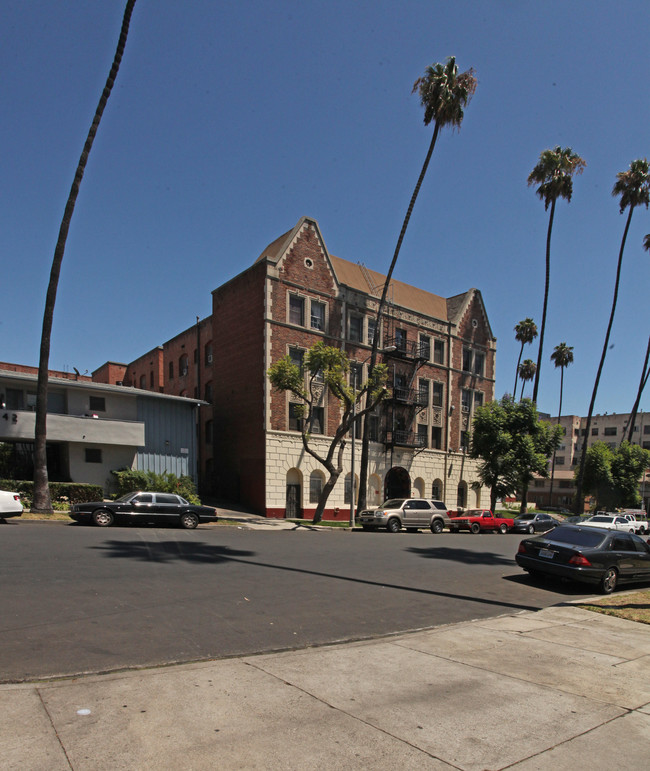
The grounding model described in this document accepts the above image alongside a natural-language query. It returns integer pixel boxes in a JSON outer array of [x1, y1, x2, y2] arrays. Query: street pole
[[350, 368, 357, 528]]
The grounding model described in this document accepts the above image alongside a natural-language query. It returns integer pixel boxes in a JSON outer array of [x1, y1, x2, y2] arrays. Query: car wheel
[[430, 519, 444, 534], [93, 509, 114, 527], [527, 524, 535, 534], [180, 512, 199, 530], [600, 567, 618, 594], [387, 518, 401, 533], [499, 523, 509, 534], [470, 522, 481, 534]]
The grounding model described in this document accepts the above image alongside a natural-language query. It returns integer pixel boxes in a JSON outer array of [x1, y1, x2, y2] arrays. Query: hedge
[[0, 480, 104, 506]]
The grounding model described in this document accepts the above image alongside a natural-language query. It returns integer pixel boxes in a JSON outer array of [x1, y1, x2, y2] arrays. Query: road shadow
[[502, 571, 600, 596], [406, 545, 515, 567], [91, 540, 255, 564], [92, 539, 541, 613]]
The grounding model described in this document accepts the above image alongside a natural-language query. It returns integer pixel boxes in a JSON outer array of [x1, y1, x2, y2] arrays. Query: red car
[[449, 509, 514, 534]]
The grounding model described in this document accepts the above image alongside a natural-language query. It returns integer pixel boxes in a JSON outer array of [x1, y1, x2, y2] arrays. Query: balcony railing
[[385, 338, 429, 361], [391, 386, 428, 408], [384, 429, 427, 448]]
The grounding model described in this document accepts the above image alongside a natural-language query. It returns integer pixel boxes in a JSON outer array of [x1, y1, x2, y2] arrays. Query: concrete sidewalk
[[3, 605, 650, 770]]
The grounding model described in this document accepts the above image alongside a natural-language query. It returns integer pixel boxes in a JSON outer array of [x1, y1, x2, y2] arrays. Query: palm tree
[[513, 318, 538, 399], [575, 160, 650, 513], [548, 343, 574, 503], [527, 147, 586, 403], [626, 234, 650, 443], [518, 359, 537, 401], [357, 57, 477, 512], [32, 0, 137, 512]]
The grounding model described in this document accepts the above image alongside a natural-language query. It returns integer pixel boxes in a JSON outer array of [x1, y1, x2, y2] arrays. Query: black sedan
[[69, 491, 218, 529], [516, 524, 650, 594]]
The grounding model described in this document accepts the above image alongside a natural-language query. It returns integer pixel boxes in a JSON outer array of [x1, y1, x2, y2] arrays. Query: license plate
[[538, 548, 554, 559]]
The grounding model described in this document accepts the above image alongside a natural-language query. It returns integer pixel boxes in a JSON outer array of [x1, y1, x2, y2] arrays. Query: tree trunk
[[312, 470, 342, 524], [513, 342, 524, 400], [575, 205, 635, 513], [532, 199, 555, 404], [490, 487, 498, 513], [32, 1, 137, 512], [548, 367, 564, 504], [519, 482, 528, 514], [627, 334, 650, 442], [357, 122, 441, 513]]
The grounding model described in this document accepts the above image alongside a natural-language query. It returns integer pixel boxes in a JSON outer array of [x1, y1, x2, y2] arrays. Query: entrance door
[[285, 484, 301, 519], [385, 467, 410, 500]]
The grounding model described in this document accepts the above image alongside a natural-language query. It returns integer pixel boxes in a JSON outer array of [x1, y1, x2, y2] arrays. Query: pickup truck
[[449, 509, 514, 534]]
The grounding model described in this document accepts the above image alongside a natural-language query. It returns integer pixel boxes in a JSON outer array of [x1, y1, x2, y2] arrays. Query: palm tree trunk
[[574, 205, 635, 513], [532, 199, 555, 404], [32, 1, 137, 512], [627, 333, 650, 443], [513, 342, 524, 401], [548, 366, 564, 504], [358, 121, 441, 512]]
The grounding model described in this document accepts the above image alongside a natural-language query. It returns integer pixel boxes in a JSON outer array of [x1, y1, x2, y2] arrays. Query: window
[[139, 375, 146, 389], [474, 391, 484, 408], [350, 362, 363, 389], [289, 347, 304, 374], [289, 295, 305, 326], [204, 381, 213, 403], [150, 372, 154, 388], [473, 352, 485, 376], [644, 425, 650, 435], [643, 441, 650, 450], [460, 431, 470, 450], [369, 415, 379, 441], [89, 396, 105, 412], [309, 472, 323, 503], [5, 388, 24, 409], [310, 407, 324, 434], [311, 301, 326, 331], [417, 423, 428, 447], [85, 448, 102, 463], [431, 481, 441, 499], [431, 426, 442, 449], [179, 354, 189, 377], [433, 339, 445, 364], [193, 348, 198, 364], [367, 318, 377, 346], [289, 403, 303, 431], [462, 348, 472, 372], [432, 382, 443, 408], [169, 362, 174, 379], [418, 379, 429, 406], [533, 479, 545, 488], [205, 420, 213, 443], [559, 480, 573, 489], [462, 389, 472, 412], [604, 426, 617, 436], [555, 456, 565, 465], [205, 343, 213, 365], [395, 328, 407, 352], [349, 315, 363, 342], [419, 334, 431, 361]]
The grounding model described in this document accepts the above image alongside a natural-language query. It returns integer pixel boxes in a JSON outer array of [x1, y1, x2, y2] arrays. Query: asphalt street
[[0, 520, 595, 682]]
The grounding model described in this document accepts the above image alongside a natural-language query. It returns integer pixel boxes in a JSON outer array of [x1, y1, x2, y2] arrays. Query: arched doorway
[[285, 468, 302, 519], [385, 467, 410, 500]]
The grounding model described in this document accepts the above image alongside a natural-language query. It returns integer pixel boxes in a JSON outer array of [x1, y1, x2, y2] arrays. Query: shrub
[[0, 480, 103, 508], [110, 469, 200, 504]]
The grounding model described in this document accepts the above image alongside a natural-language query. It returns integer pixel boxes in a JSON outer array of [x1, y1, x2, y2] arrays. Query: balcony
[[384, 429, 426, 448], [391, 386, 428, 408], [385, 337, 429, 362]]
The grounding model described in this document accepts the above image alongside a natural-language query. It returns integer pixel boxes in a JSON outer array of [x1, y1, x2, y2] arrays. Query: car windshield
[[544, 526, 607, 548], [115, 493, 138, 502], [589, 516, 614, 523], [381, 500, 406, 508]]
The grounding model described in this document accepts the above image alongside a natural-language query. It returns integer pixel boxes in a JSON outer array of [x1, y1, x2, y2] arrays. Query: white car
[[0, 490, 23, 520], [580, 514, 636, 533]]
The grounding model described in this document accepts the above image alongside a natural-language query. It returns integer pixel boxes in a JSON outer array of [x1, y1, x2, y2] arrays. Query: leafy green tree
[[268, 342, 388, 524], [548, 342, 574, 502], [527, 147, 586, 403], [32, 1, 138, 513], [357, 57, 477, 513], [518, 359, 537, 400], [580, 441, 650, 510], [575, 160, 650, 512], [469, 397, 561, 512], [513, 318, 538, 399]]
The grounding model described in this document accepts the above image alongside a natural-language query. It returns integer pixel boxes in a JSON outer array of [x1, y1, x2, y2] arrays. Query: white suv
[[358, 498, 450, 533]]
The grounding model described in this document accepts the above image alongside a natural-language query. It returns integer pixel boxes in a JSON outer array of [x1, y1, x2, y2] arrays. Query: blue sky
[[2, 0, 649, 419]]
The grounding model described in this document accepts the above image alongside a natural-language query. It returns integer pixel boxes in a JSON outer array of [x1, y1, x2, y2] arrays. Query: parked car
[[0, 490, 23, 520], [448, 509, 514, 534], [512, 512, 560, 534], [564, 515, 591, 524], [515, 524, 650, 593], [69, 491, 218, 529], [357, 498, 450, 533], [580, 514, 636, 533], [617, 511, 648, 535]]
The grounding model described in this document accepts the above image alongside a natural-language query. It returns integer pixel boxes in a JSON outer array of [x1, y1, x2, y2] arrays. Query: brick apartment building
[[95, 216, 497, 518]]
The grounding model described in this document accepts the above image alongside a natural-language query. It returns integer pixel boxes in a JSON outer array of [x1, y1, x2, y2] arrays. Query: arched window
[[179, 354, 189, 377], [413, 477, 425, 498], [432, 479, 443, 500], [309, 470, 325, 503], [457, 481, 467, 509], [139, 374, 146, 389]]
